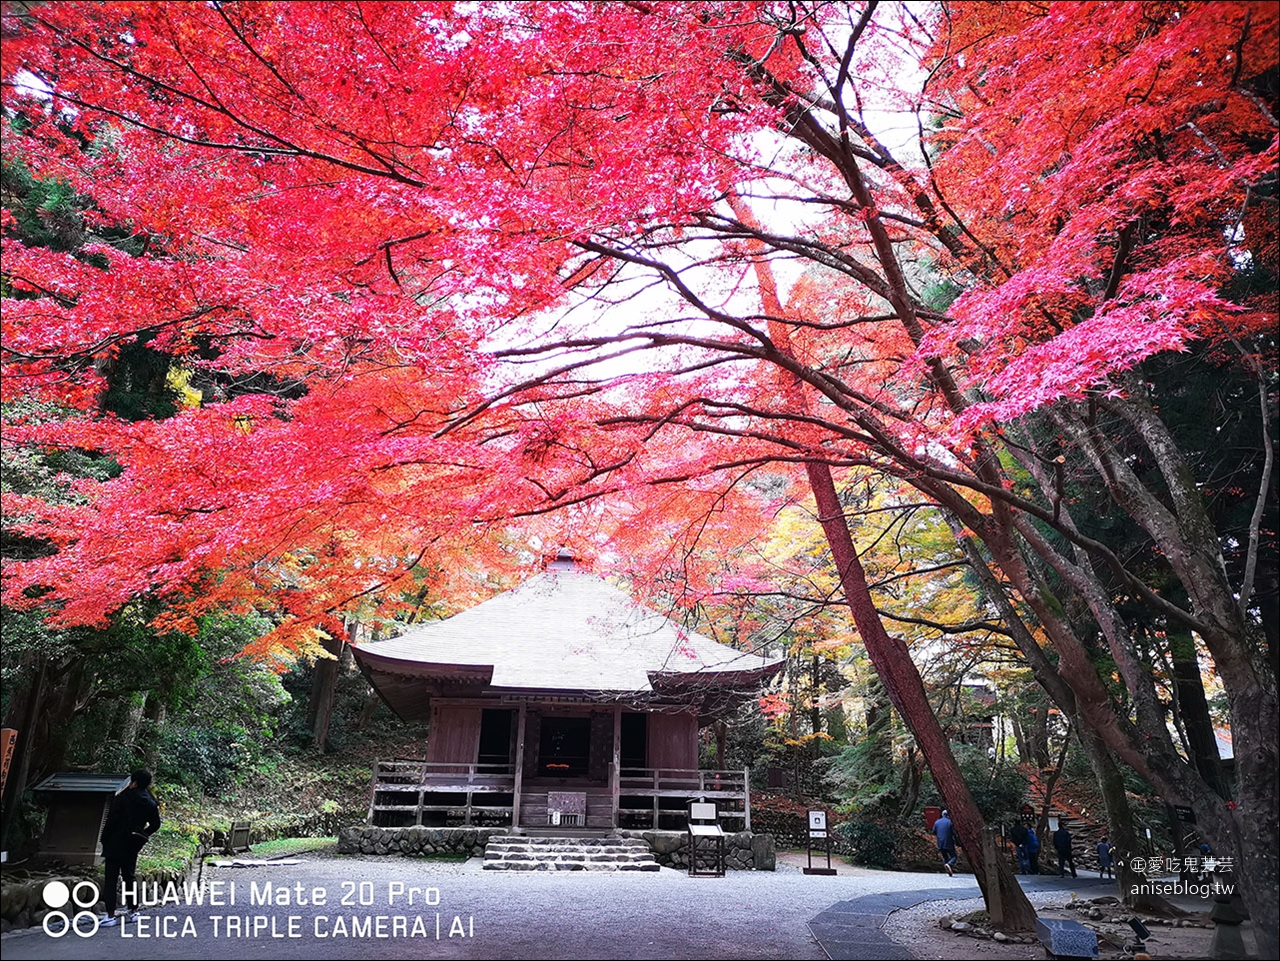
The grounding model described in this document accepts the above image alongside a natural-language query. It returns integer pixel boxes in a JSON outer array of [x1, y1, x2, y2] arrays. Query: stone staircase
[[1023, 767, 1111, 870], [482, 835, 661, 872]]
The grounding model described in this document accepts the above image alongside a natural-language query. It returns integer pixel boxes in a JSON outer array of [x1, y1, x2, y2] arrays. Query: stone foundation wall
[[616, 830, 776, 871], [336, 826, 508, 857], [337, 826, 776, 870]]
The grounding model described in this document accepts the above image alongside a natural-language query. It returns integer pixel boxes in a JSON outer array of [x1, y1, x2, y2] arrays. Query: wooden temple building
[[352, 553, 783, 833]]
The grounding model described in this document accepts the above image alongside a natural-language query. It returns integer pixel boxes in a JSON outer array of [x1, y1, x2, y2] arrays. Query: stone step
[[515, 835, 645, 840], [481, 833, 659, 872], [482, 859, 661, 872], [486, 840, 649, 850], [487, 853, 653, 862], [484, 851, 655, 862], [486, 839, 650, 849]]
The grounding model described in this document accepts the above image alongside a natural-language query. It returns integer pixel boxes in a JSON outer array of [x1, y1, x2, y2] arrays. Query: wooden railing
[[615, 767, 751, 832], [368, 760, 753, 832], [367, 760, 516, 827]]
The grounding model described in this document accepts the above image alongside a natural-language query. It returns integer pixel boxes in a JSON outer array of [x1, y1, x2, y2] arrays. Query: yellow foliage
[[165, 365, 203, 407]]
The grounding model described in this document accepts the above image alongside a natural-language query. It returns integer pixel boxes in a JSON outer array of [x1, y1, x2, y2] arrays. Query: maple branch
[[876, 609, 1013, 638], [573, 238, 776, 348], [22, 15, 435, 188], [1238, 374, 1275, 618], [215, 5, 304, 102], [1102, 222, 1135, 302]]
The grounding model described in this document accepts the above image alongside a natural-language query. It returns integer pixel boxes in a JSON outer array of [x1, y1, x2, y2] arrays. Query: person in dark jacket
[[99, 769, 162, 927], [933, 809, 958, 876], [1053, 823, 1077, 877], [1010, 821, 1030, 874]]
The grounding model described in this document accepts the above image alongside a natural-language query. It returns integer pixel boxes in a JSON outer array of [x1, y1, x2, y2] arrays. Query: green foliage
[[822, 738, 901, 816], [921, 744, 1029, 824], [920, 276, 962, 313], [834, 819, 899, 869], [246, 836, 336, 858], [157, 725, 249, 795], [137, 824, 204, 877], [97, 333, 183, 422], [0, 157, 85, 252]]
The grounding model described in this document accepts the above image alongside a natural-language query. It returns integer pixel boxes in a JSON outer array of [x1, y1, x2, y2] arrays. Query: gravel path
[[882, 892, 1062, 961], [2, 853, 977, 960]]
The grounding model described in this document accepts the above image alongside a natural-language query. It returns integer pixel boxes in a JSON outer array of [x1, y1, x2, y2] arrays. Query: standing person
[[99, 769, 162, 928], [1097, 836, 1114, 879], [933, 809, 958, 877], [1010, 821, 1030, 874], [1054, 822, 1077, 877], [1026, 825, 1041, 874]]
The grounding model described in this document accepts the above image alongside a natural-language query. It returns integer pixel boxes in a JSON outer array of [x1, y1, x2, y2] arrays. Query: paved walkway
[[2, 853, 986, 960], [4, 852, 1128, 961], [807, 888, 939, 960], [805, 875, 1118, 960]]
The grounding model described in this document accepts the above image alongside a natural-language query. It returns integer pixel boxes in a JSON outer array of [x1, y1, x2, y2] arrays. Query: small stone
[[1088, 907, 1104, 920], [993, 931, 1009, 942], [951, 921, 972, 932]]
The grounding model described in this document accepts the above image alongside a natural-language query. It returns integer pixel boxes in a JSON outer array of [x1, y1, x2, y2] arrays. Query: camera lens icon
[[42, 880, 101, 938]]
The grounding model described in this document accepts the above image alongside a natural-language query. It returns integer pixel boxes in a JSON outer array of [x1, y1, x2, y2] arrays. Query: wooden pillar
[[365, 762, 379, 825], [611, 706, 622, 828], [983, 825, 1004, 926], [743, 768, 751, 833], [512, 702, 527, 833]]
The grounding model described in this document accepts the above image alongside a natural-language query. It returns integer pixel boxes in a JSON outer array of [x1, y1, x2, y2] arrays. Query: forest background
[[0, 0, 1275, 943]]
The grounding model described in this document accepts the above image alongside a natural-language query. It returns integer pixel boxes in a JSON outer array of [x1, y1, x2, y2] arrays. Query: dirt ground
[[775, 850, 894, 876], [883, 892, 1259, 960]]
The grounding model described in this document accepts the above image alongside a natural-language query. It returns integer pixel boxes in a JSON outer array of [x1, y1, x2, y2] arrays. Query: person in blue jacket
[[1025, 825, 1041, 874], [934, 809, 958, 876]]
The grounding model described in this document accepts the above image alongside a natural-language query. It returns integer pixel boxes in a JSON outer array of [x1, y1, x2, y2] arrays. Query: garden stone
[[1035, 917, 1099, 959]]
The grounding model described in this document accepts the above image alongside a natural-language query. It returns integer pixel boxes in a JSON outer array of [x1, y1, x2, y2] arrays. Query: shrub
[[835, 819, 899, 869], [157, 725, 248, 795]]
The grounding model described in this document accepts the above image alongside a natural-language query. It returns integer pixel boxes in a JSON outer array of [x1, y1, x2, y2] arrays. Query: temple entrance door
[[478, 708, 514, 772], [538, 716, 591, 778], [621, 712, 647, 770]]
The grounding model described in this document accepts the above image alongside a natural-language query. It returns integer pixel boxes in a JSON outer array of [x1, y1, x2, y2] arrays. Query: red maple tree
[[3, 1, 1276, 939]]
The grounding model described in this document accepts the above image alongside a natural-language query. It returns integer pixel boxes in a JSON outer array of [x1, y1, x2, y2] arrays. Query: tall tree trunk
[[116, 693, 147, 755], [1036, 724, 1071, 841], [1166, 626, 1225, 797], [897, 745, 922, 821], [307, 622, 353, 752], [1031, 707, 1050, 769], [1010, 713, 1032, 766], [953, 523, 1174, 909], [713, 720, 728, 771], [1077, 729, 1171, 912], [0, 659, 48, 852], [141, 696, 166, 766], [731, 192, 1033, 928], [809, 654, 823, 759], [806, 461, 1036, 931]]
